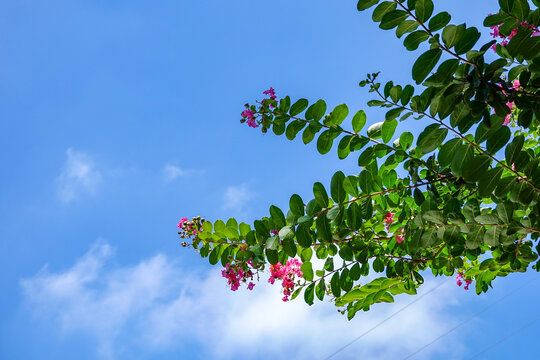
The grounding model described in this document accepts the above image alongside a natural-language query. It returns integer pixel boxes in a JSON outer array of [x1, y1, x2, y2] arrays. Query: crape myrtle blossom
[[240, 88, 278, 129], [456, 272, 472, 290], [489, 15, 540, 52], [268, 259, 303, 302], [222, 261, 256, 291]]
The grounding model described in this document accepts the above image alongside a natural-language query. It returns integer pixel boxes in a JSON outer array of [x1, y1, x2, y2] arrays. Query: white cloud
[[21, 241, 467, 360], [163, 163, 198, 183], [57, 148, 102, 203], [222, 183, 254, 216]]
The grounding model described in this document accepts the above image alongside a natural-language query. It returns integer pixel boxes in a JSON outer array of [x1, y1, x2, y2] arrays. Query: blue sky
[[1, 0, 539, 359]]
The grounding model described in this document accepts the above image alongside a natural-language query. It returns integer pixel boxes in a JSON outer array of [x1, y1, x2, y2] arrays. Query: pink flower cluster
[[490, 18, 540, 51], [503, 80, 520, 125], [177, 216, 204, 239], [268, 259, 303, 302], [456, 272, 472, 290], [240, 87, 277, 129], [222, 262, 255, 291], [383, 212, 394, 229], [383, 212, 405, 244]]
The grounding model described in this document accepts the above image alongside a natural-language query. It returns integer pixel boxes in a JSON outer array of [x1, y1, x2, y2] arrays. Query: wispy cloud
[[56, 148, 101, 203], [162, 163, 199, 183], [20, 241, 467, 360], [222, 183, 254, 216]]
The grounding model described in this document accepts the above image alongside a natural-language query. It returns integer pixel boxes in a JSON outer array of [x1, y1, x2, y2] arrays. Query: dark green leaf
[[404, 31, 430, 51], [442, 24, 465, 48], [417, 123, 447, 153], [486, 126, 511, 154], [305, 99, 327, 121], [396, 20, 419, 38], [380, 10, 409, 30], [454, 27, 481, 54], [290, 98, 308, 116], [415, 0, 434, 23], [412, 49, 443, 84], [357, 0, 380, 11], [313, 182, 330, 208], [317, 130, 335, 154], [372, 1, 397, 22], [428, 11, 451, 31], [479, 167, 504, 198], [331, 171, 346, 203], [304, 282, 315, 305], [330, 272, 341, 297], [462, 155, 492, 182]]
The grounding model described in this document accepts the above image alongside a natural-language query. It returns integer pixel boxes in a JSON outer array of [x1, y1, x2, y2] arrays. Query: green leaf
[[343, 175, 359, 197], [381, 119, 398, 143], [367, 122, 384, 139], [313, 182, 329, 208], [404, 31, 430, 50], [396, 20, 419, 38], [352, 110, 367, 133], [380, 10, 409, 30], [290, 98, 308, 116], [505, 135, 524, 166], [486, 126, 511, 154], [330, 272, 341, 297], [358, 147, 375, 166], [316, 279, 326, 301], [296, 225, 313, 248], [478, 167, 504, 198], [285, 120, 306, 140], [357, 0, 380, 11], [484, 227, 500, 247], [317, 130, 335, 154], [270, 205, 286, 229], [496, 201, 514, 224], [331, 171, 346, 203], [282, 238, 297, 257], [417, 123, 447, 153], [454, 27, 480, 54], [289, 194, 305, 217], [398, 131, 414, 150], [428, 11, 451, 31], [442, 24, 465, 48], [414, 0, 434, 23], [451, 143, 474, 177], [372, 1, 397, 22], [279, 226, 295, 241], [337, 135, 353, 159], [316, 215, 332, 243], [412, 49, 442, 84], [305, 99, 327, 121], [303, 282, 315, 305], [329, 104, 349, 126], [438, 138, 462, 168], [385, 108, 404, 122], [462, 155, 492, 182], [511, 0, 530, 21]]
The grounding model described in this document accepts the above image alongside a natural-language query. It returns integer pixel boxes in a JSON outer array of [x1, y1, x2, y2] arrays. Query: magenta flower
[[263, 87, 276, 99], [246, 119, 258, 128], [177, 217, 188, 228], [270, 229, 279, 236], [247, 282, 255, 290], [241, 109, 254, 120], [395, 234, 404, 244]]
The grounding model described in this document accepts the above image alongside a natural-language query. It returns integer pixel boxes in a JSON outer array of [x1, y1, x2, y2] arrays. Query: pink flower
[[464, 279, 472, 290], [512, 79, 520, 90], [395, 234, 404, 244], [263, 87, 276, 99], [246, 119, 258, 128], [270, 229, 279, 236], [268, 259, 303, 301], [511, 163, 516, 171], [241, 109, 254, 120], [503, 101, 515, 126], [176, 217, 188, 228], [247, 282, 255, 290], [383, 212, 394, 230]]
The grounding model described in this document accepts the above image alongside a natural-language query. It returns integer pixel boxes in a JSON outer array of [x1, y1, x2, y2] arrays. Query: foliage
[[180, 0, 540, 319]]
